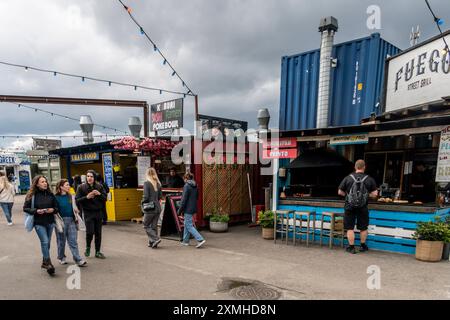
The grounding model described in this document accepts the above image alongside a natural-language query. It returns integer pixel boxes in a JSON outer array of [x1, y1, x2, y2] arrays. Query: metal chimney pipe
[[257, 108, 270, 130], [128, 116, 142, 138], [79, 115, 94, 144], [317, 16, 338, 129]]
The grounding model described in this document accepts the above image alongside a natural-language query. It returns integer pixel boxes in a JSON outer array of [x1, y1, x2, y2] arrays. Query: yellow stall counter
[[106, 188, 143, 222]]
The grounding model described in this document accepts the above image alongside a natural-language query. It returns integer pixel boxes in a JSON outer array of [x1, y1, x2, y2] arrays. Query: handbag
[[54, 213, 65, 233], [74, 212, 86, 232], [141, 201, 156, 213], [24, 195, 35, 232]]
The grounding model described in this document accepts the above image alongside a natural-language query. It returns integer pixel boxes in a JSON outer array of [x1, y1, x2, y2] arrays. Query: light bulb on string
[[172, 71, 176, 76], [153, 45, 157, 52], [163, 59, 167, 65], [53, 72, 57, 76], [134, 86, 137, 91], [140, 27, 144, 35], [24, 66, 28, 72], [436, 18, 445, 26], [159, 90, 162, 95], [82, 77, 85, 82], [108, 81, 112, 87]]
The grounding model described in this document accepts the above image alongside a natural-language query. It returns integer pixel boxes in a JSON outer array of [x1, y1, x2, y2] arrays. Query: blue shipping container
[[279, 33, 401, 131]]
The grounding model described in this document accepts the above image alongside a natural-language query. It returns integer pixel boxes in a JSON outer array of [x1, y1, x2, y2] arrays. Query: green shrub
[[258, 210, 274, 229], [413, 218, 450, 242], [209, 207, 230, 223]]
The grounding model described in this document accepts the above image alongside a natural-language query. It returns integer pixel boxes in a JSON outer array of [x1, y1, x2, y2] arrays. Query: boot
[[42, 258, 55, 275]]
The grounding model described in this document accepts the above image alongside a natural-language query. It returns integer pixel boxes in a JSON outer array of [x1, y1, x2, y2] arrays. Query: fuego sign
[[151, 98, 183, 132], [385, 32, 450, 112]]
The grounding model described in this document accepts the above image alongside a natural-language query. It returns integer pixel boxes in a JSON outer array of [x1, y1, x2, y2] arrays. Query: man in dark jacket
[[177, 172, 206, 248], [76, 170, 107, 259], [165, 168, 185, 188]]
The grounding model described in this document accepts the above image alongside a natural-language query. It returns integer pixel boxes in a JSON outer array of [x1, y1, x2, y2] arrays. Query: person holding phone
[[23, 176, 59, 275], [76, 170, 107, 259]]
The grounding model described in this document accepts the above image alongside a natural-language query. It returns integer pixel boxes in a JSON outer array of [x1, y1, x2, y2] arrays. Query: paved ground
[[0, 195, 449, 300]]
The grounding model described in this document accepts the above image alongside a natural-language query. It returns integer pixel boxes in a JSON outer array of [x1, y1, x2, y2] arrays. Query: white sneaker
[[196, 240, 206, 248], [58, 258, 67, 265], [77, 260, 87, 267], [181, 242, 190, 246], [7, 222, 13, 226]]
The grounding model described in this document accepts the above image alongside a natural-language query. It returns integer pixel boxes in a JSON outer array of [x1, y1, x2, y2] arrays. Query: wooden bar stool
[[319, 212, 345, 249], [274, 210, 293, 244], [293, 211, 316, 246]]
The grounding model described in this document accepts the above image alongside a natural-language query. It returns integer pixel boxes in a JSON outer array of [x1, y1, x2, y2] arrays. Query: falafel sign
[[151, 98, 183, 132], [385, 32, 450, 113], [436, 126, 450, 182]]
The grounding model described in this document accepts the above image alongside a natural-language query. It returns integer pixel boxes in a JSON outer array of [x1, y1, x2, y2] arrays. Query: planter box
[[415, 240, 444, 262], [262, 227, 274, 240], [210, 221, 228, 233], [443, 243, 450, 261]]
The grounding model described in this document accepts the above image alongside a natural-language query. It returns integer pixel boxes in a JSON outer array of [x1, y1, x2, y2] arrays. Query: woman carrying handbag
[[23, 176, 59, 276], [142, 168, 163, 249], [55, 179, 87, 267]]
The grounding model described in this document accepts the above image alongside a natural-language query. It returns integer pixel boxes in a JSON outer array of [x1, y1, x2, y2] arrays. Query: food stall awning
[[286, 149, 352, 169]]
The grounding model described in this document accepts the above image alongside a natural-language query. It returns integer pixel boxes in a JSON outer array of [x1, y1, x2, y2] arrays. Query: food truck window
[[365, 152, 404, 189]]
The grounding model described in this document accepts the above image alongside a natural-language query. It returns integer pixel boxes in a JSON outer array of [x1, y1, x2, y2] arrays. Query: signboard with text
[[151, 98, 183, 133], [0, 154, 19, 165], [263, 138, 297, 149], [71, 152, 99, 163], [262, 148, 297, 160], [137, 156, 151, 188], [436, 126, 450, 182], [385, 32, 450, 112], [330, 133, 369, 146], [102, 153, 114, 188]]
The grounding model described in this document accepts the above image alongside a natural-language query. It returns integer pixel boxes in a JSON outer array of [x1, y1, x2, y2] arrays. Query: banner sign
[[263, 138, 297, 149], [330, 133, 369, 146], [436, 126, 450, 182], [0, 154, 18, 165], [199, 114, 248, 136], [137, 156, 151, 187], [263, 148, 297, 160], [151, 98, 183, 132], [71, 152, 99, 163], [102, 153, 114, 188], [385, 32, 450, 112]]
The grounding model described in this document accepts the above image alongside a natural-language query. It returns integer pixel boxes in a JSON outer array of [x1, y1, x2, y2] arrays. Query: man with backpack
[[338, 160, 378, 254]]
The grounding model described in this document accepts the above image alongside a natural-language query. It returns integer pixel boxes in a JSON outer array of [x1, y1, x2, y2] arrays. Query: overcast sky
[[0, 0, 449, 149]]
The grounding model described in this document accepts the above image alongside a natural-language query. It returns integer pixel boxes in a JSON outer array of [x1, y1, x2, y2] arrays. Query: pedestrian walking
[[75, 170, 107, 259], [338, 160, 378, 254], [23, 175, 58, 275], [177, 172, 206, 248], [96, 174, 110, 225], [0, 175, 15, 226], [55, 179, 87, 267], [142, 168, 163, 249]]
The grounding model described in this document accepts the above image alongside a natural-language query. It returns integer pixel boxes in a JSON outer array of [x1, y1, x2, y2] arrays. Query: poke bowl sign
[[151, 98, 183, 132], [436, 126, 450, 182]]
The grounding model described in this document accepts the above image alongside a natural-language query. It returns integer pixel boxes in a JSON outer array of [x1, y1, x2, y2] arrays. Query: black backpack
[[346, 174, 369, 208]]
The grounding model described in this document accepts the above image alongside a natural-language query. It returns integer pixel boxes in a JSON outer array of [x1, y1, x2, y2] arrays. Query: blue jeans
[[35, 224, 55, 260], [0, 202, 13, 223], [183, 214, 204, 243], [56, 217, 82, 262]]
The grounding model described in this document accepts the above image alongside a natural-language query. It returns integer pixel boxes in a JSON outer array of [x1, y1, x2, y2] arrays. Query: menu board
[[102, 153, 114, 188], [137, 156, 151, 187], [436, 126, 450, 182]]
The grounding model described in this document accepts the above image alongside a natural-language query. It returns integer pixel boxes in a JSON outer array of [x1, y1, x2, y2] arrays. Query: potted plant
[[413, 218, 449, 262], [442, 216, 450, 261], [208, 207, 230, 233], [258, 210, 274, 240]]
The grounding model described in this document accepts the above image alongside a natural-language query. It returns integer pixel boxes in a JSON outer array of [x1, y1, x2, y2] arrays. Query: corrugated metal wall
[[279, 33, 401, 131]]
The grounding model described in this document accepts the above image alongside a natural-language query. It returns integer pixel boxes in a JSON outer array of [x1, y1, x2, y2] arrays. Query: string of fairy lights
[[116, 0, 196, 97], [425, 0, 450, 54], [0, 61, 192, 97], [3, 102, 129, 134]]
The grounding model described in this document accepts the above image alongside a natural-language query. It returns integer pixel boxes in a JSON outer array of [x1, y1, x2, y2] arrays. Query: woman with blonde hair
[[0, 175, 15, 226], [141, 167, 163, 248]]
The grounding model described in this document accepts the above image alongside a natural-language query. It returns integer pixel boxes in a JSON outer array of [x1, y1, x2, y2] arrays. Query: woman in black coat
[[23, 175, 59, 275], [142, 168, 163, 249]]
